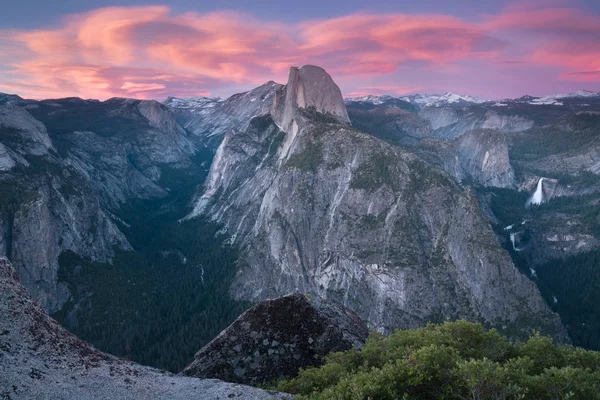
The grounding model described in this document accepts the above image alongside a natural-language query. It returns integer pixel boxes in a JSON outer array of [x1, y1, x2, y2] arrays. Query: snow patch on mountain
[[344, 95, 394, 104], [528, 98, 564, 106], [345, 90, 600, 108], [524, 90, 600, 106], [345, 92, 485, 107], [163, 96, 223, 110], [404, 92, 485, 107], [401, 92, 484, 107]]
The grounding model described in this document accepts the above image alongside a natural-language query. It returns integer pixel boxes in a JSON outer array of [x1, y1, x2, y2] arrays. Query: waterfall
[[530, 268, 537, 278], [528, 178, 544, 206], [510, 232, 524, 252]]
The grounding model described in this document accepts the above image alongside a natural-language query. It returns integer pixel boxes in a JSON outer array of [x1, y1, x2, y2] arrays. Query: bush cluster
[[277, 320, 600, 399]]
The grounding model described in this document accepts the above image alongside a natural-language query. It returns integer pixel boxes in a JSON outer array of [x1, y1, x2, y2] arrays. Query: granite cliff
[[190, 66, 566, 341]]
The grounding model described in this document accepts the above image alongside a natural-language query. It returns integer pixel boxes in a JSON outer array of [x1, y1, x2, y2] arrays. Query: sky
[[0, 0, 599, 100]]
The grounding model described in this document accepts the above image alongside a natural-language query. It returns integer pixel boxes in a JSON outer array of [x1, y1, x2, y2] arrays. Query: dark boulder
[[180, 293, 368, 385]]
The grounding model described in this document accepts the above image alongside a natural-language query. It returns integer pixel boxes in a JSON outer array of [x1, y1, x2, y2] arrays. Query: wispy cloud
[[0, 4, 598, 99]]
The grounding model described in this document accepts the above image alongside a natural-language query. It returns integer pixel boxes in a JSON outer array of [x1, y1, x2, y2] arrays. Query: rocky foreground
[[0, 257, 291, 399]]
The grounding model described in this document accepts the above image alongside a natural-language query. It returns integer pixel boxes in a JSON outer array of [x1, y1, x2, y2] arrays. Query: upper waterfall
[[528, 178, 545, 206]]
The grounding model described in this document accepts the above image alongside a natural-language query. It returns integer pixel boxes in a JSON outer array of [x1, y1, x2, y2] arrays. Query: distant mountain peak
[[400, 92, 485, 107], [345, 92, 485, 108], [571, 90, 598, 97], [511, 90, 600, 106], [344, 95, 394, 105], [346, 89, 600, 108], [538, 90, 600, 100], [0, 92, 25, 106]]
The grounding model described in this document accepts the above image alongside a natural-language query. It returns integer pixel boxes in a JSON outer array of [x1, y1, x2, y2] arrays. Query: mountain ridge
[[346, 90, 600, 108], [3, 88, 599, 109]]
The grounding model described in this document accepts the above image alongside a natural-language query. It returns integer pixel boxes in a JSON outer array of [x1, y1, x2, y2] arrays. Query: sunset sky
[[0, 0, 599, 100]]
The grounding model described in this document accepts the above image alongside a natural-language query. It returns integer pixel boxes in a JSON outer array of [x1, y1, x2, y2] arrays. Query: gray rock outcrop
[[481, 110, 534, 132], [418, 107, 533, 140], [419, 107, 460, 132], [181, 293, 368, 385]]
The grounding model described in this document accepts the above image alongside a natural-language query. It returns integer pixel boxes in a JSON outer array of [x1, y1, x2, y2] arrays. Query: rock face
[[272, 65, 350, 131], [136, 100, 183, 136], [0, 105, 53, 156], [480, 110, 534, 133], [166, 66, 349, 150], [191, 66, 567, 341], [0, 142, 16, 171], [417, 107, 533, 140], [346, 101, 430, 146], [0, 257, 291, 399], [347, 96, 600, 272], [418, 107, 461, 133], [0, 98, 202, 312], [8, 179, 130, 312], [511, 112, 600, 177], [181, 293, 368, 385], [450, 129, 516, 188], [420, 129, 516, 188], [54, 98, 196, 208], [0, 93, 24, 105]]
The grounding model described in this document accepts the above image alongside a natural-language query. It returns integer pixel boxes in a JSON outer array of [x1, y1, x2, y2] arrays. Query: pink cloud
[[299, 13, 502, 76], [559, 71, 600, 82], [0, 5, 598, 100], [485, 7, 600, 81], [120, 81, 166, 93], [0, 7, 296, 99]]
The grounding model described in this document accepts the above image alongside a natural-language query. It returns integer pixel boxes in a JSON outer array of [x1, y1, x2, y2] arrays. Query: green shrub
[[277, 320, 600, 399]]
